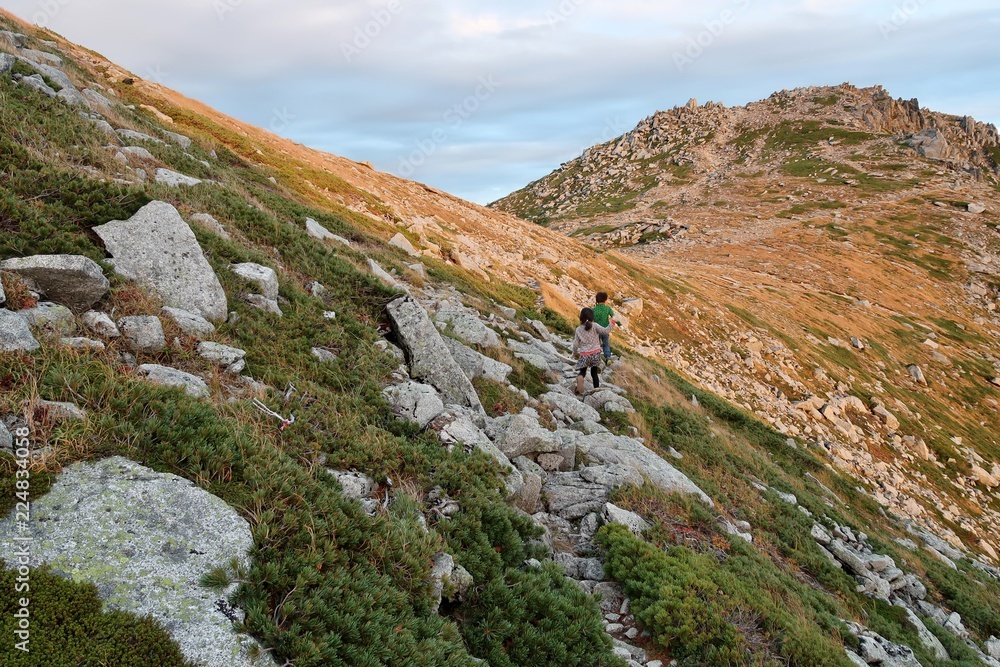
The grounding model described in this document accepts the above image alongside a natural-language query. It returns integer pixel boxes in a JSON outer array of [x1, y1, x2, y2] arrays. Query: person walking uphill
[[593, 292, 616, 365], [573, 307, 614, 395]]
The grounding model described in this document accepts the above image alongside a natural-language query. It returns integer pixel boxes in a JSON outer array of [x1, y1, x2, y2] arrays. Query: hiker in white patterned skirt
[[572, 307, 614, 395]]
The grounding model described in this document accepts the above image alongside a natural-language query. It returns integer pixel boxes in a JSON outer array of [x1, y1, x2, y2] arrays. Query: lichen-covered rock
[[0, 254, 109, 312], [82, 310, 121, 338], [94, 201, 228, 321], [161, 306, 216, 338], [118, 315, 166, 353], [383, 381, 445, 428], [231, 263, 279, 301], [601, 503, 650, 535], [198, 342, 247, 374], [386, 297, 483, 414], [0, 457, 268, 667], [137, 364, 210, 397], [244, 294, 283, 316], [442, 337, 512, 383], [327, 469, 376, 500], [155, 168, 202, 187], [575, 431, 713, 506], [433, 302, 501, 348], [488, 412, 560, 458], [0, 310, 40, 352]]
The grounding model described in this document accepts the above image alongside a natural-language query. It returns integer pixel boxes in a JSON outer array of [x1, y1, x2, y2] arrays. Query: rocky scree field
[[1, 9, 1000, 667]]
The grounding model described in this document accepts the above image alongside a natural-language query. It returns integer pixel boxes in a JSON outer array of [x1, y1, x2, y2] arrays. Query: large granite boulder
[[542, 465, 643, 520], [0, 255, 109, 312], [94, 201, 228, 321], [575, 431, 713, 506], [0, 310, 39, 352], [386, 297, 483, 414], [487, 412, 560, 459], [0, 457, 269, 667]]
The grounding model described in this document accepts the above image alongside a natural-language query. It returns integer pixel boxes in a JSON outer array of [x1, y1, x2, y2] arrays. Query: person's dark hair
[[580, 307, 595, 331], [596, 292, 608, 304]]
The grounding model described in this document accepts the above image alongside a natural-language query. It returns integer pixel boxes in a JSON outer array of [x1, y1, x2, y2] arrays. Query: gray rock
[[907, 364, 926, 385], [0, 456, 266, 667], [15, 57, 73, 90], [0, 53, 13, 75], [20, 302, 75, 335], [0, 422, 10, 451], [327, 470, 375, 500], [512, 457, 544, 514], [812, 523, 833, 545], [305, 218, 351, 246], [0, 30, 27, 49], [155, 168, 202, 187], [21, 49, 62, 66], [602, 503, 650, 535], [844, 650, 868, 667], [386, 297, 483, 413], [442, 337, 512, 383], [382, 381, 444, 429], [0, 254, 109, 312], [118, 316, 165, 353], [595, 582, 627, 615], [60, 337, 105, 351], [94, 201, 228, 321], [164, 130, 193, 149], [858, 635, 890, 664], [906, 128, 952, 160], [367, 258, 405, 290], [0, 274, 5, 305], [82, 310, 120, 338], [56, 86, 88, 107], [118, 145, 155, 160], [986, 637, 1000, 660], [310, 347, 337, 363], [19, 74, 56, 97], [434, 303, 502, 348], [137, 364, 210, 397], [189, 213, 230, 240], [198, 342, 247, 374], [900, 606, 949, 660], [0, 310, 40, 352], [541, 392, 601, 423], [542, 465, 642, 520], [489, 412, 560, 458], [828, 539, 869, 575], [82, 88, 113, 112], [968, 202, 987, 214], [429, 552, 455, 614], [38, 400, 86, 421], [584, 389, 635, 413], [575, 431, 713, 506], [161, 307, 215, 338], [427, 408, 509, 470], [116, 128, 165, 145], [244, 294, 282, 316], [389, 233, 420, 257], [231, 263, 279, 301]]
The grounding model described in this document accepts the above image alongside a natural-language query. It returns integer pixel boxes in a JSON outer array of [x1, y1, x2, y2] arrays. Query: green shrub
[[0, 565, 193, 666]]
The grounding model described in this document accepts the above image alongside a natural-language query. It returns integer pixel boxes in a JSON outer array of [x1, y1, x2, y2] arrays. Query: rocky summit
[[2, 7, 1000, 667]]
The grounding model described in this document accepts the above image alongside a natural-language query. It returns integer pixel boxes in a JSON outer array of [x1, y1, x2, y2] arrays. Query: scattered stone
[[231, 263, 279, 301], [389, 233, 420, 257], [163, 130, 193, 149], [0, 457, 266, 666], [0, 255, 109, 312], [311, 347, 338, 363], [82, 310, 120, 338], [0, 310, 40, 352], [136, 364, 210, 397], [327, 470, 375, 500], [19, 74, 57, 97], [0, 53, 15, 75], [118, 316, 165, 353], [59, 337, 105, 351], [602, 503, 650, 535], [244, 294, 283, 316], [161, 307, 216, 338], [305, 218, 351, 246], [20, 302, 75, 335], [198, 342, 247, 374], [189, 213, 230, 240], [907, 365, 926, 385], [94, 201, 228, 321], [968, 202, 987, 214], [155, 168, 202, 187], [37, 400, 86, 421], [386, 297, 483, 413], [367, 259, 405, 290], [117, 145, 155, 160], [0, 422, 10, 451]]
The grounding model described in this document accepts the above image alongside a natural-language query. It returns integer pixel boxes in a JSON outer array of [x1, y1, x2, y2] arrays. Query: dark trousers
[[578, 366, 600, 388]]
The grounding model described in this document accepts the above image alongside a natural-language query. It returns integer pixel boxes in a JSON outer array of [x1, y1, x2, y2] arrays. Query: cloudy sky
[[3, 1, 998, 204]]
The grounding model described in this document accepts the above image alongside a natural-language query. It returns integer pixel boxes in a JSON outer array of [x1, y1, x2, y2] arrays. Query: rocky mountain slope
[[2, 8, 1000, 667]]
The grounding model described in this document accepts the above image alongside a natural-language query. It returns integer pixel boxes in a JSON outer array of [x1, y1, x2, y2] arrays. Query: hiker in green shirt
[[593, 292, 616, 364]]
